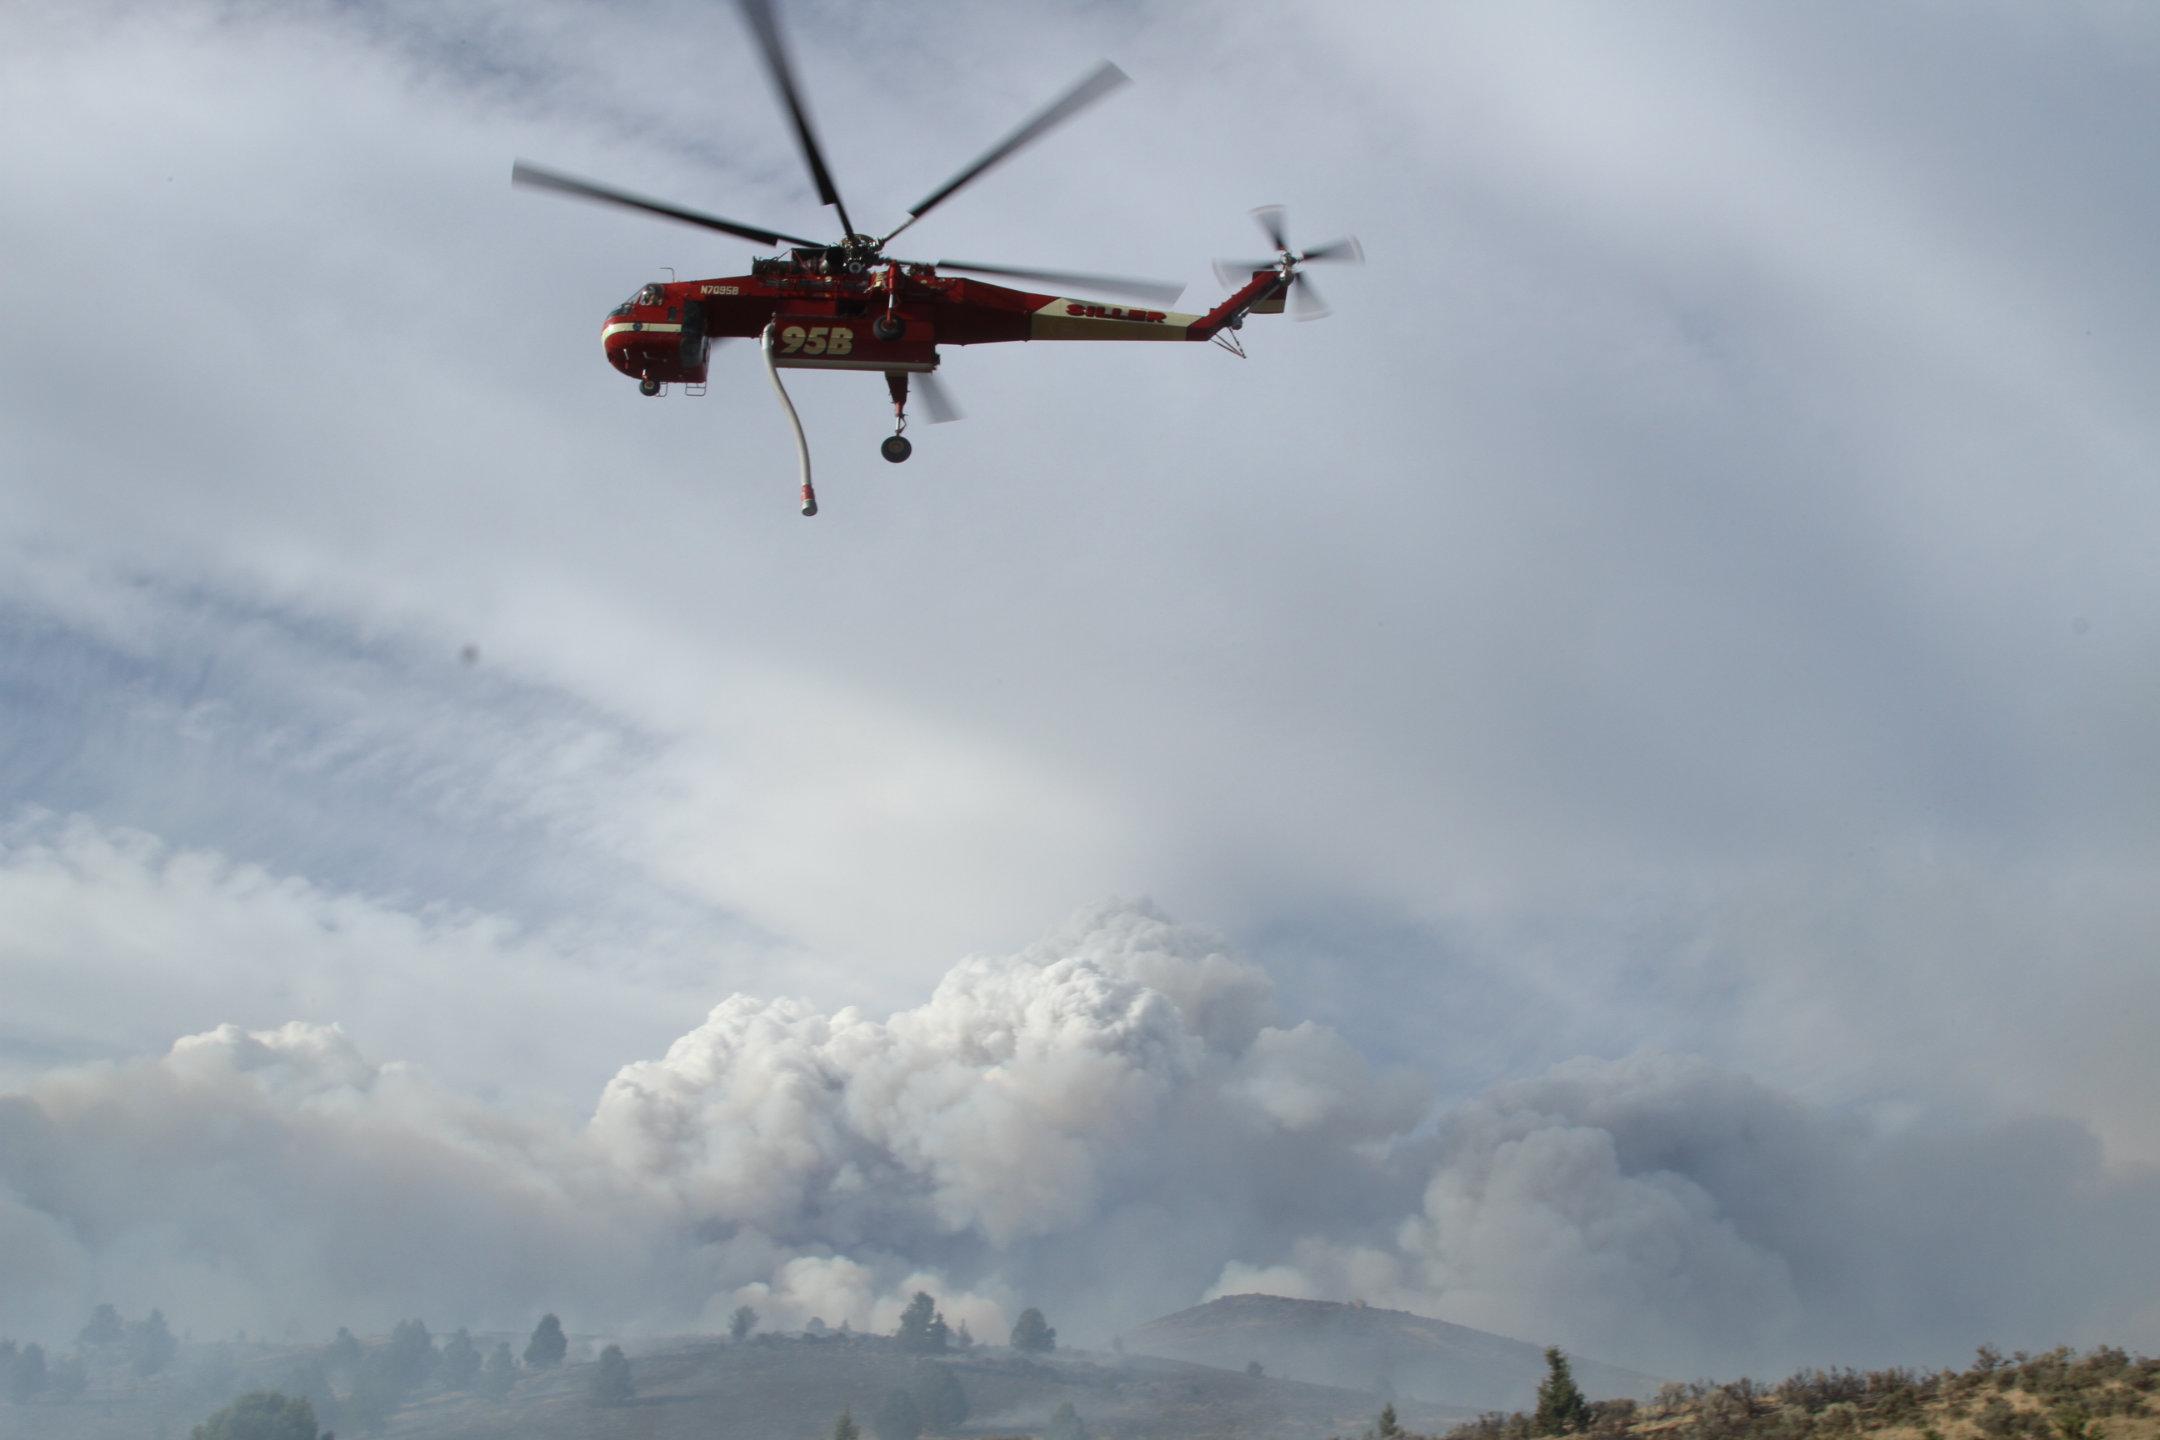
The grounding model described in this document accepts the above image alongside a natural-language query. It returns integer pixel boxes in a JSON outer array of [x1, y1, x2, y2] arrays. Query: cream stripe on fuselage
[[1027, 298, 1197, 341]]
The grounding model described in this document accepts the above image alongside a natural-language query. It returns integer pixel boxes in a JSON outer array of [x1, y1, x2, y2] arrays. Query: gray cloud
[[4, 904, 2156, 1380], [1218, 1051, 2160, 1376]]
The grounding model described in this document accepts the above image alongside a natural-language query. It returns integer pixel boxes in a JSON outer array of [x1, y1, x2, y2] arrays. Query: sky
[[4, 0, 2160, 1386]]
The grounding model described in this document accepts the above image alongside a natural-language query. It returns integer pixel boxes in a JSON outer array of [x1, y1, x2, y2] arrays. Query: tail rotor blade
[[1252, 204, 1291, 254], [1213, 257, 1278, 287], [1290, 274, 1331, 322], [1299, 235, 1364, 265], [918, 370, 964, 425]]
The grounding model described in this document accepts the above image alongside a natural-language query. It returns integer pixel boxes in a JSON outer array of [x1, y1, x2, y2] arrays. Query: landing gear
[[638, 377, 661, 396], [873, 314, 905, 342], [883, 371, 915, 463]]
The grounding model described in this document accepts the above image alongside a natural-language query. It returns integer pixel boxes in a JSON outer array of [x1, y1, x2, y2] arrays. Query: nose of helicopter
[[601, 308, 641, 375]]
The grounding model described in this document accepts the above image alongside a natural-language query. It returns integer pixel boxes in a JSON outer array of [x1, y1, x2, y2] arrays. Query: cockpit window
[[638, 283, 663, 306]]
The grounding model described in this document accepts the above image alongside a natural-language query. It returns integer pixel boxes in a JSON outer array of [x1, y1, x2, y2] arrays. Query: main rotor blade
[[736, 0, 856, 238], [918, 370, 963, 425], [892, 61, 1130, 242], [933, 259, 1184, 306], [512, 161, 822, 248]]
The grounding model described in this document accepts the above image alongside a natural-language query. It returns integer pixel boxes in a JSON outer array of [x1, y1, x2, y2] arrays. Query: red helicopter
[[514, 0, 1361, 515]]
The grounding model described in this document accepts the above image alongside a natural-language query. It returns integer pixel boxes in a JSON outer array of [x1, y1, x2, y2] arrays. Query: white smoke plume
[[2, 902, 2155, 1380]]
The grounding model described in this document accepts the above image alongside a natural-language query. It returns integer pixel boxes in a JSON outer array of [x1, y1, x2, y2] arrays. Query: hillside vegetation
[[1430, 1346, 2159, 1440]]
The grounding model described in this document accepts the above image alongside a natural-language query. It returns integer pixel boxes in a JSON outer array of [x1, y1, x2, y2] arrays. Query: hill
[[0, 1331, 1473, 1440], [1123, 1295, 1661, 1413]]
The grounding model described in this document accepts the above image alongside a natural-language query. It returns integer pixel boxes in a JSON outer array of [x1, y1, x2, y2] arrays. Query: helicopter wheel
[[873, 315, 905, 342], [880, 435, 913, 464], [638, 377, 661, 397]]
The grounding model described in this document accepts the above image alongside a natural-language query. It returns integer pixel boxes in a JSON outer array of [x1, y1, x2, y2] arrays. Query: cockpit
[[609, 282, 667, 318]]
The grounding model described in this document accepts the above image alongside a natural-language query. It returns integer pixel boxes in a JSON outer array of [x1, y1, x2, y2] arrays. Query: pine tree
[[480, 1342, 518, 1399], [834, 1407, 863, 1440], [384, 1318, 437, 1389], [187, 1390, 322, 1440], [1045, 1400, 1086, 1440], [326, 1328, 362, 1375], [590, 1344, 634, 1406], [1534, 1348, 1592, 1436], [8, 1342, 48, 1403], [731, 1305, 760, 1343], [79, 1304, 126, 1349], [51, 1351, 88, 1400], [128, 1310, 178, 1377], [875, 1387, 925, 1440], [524, 1314, 568, 1369], [913, 1363, 970, 1431], [1011, 1308, 1057, 1354], [441, 1328, 481, 1390], [897, 1293, 948, 1354]]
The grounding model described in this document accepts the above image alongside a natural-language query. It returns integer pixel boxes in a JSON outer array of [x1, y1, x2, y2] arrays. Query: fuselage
[[601, 254, 1277, 387]]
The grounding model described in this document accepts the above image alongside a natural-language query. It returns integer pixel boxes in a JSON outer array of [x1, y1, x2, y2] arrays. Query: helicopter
[[514, 0, 1361, 515]]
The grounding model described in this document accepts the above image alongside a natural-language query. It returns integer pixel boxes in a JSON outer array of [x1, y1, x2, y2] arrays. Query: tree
[[590, 1344, 634, 1406], [51, 1351, 88, 1400], [441, 1329, 481, 1390], [1011, 1308, 1056, 1354], [276, 1356, 335, 1427], [326, 1328, 362, 1377], [384, 1318, 437, 1390], [913, 1363, 970, 1432], [1379, 1404, 1404, 1439], [875, 1388, 925, 1440], [130, 1309, 179, 1377], [480, 1342, 518, 1400], [79, 1304, 126, 1349], [8, 1342, 48, 1403], [731, 1305, 760, 1343], [1247, 1360, 1266, 1378], [2054, 1407, 2105, 1440], [348, 1349, 409, 1433], [1535, 1348, 1592, 1436], [188, 1390, 322, 1440], [897, 1293, 949, 1354], [953, 1320, 974, 1350], [1045, 1400, 1087, 1440], [524, 1313, 567, 1369], [834, 1408, 863, 1440]]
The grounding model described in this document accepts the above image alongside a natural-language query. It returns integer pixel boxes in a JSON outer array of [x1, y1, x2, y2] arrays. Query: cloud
[[1213, 1052, 2160, 1376], [5, 900, 2157, 1380]]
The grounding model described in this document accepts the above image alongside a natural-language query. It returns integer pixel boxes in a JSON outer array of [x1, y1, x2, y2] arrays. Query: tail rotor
[[1214, 206, 1363, 321]]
